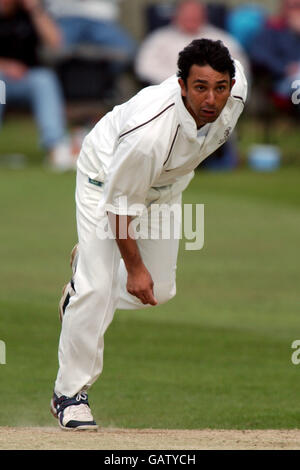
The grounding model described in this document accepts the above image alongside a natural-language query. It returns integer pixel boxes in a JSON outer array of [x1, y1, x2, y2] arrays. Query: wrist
[[126, 260, 145, 276]]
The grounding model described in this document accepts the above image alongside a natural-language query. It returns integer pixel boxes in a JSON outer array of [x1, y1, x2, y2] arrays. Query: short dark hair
[[177, 38, 235, 84]]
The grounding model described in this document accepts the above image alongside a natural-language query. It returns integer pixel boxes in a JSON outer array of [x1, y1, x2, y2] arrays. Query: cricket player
[[50, 38, 247, 430]]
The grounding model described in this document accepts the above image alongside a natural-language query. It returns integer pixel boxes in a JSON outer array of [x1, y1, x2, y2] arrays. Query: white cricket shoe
[[50, 392, 98, 431], [48, 138, 78, 172]]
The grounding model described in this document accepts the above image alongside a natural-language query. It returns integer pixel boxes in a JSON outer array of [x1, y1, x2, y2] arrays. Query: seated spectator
[[135, 0, 250, 85], [267, 0, 292, 29], [249, 0, 300, 105], [44, 0, 136, 92], [0, 0, 75, 170], [226, 4, 267, 53], [135, 0, 249, 170]]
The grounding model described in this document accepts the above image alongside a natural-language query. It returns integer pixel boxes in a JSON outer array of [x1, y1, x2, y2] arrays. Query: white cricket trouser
[[54, 169, 183, 397]]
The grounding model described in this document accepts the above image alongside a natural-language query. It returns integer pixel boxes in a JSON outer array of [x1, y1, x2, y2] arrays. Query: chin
[[200, 115, 218, 125]]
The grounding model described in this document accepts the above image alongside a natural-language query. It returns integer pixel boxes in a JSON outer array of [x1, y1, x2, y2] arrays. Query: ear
[[230, 78, 236, 90], [178, 78, 187, 97]]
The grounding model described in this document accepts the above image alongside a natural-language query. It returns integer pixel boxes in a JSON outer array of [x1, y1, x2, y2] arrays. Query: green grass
[[0, 117, 43, 166], [0, 116, 300, 429]]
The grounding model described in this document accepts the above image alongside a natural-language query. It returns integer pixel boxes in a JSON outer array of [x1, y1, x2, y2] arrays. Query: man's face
[[179, 64, 235, 128], [284, 0, 300, 32], [174, 1, 205, 35]]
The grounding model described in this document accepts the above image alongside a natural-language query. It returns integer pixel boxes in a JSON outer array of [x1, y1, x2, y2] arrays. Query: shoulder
[[231, 59, 248, 104], [202, 24, 241, 48], [118, 76, 179, 139], [141, 25, 178, 43]]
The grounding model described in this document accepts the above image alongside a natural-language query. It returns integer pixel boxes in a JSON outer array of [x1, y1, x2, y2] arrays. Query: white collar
[[175, 87, 198, 140], [175, 82, 238, 141]]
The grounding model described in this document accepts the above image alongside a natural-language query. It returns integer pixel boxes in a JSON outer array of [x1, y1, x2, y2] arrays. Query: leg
[[57, 16, 136, 59], [0, 71, 31, 130], [57, 17, 86, 46], [55, 170, 122, 397], [0, 69, 75, 170], [55, 177, 182, 397], [55, 231, 121, 397], [25, 68, 66, 150], [85, 19, 136, 61], [85, 19, 136, 82], [0, 69, 66, 153]]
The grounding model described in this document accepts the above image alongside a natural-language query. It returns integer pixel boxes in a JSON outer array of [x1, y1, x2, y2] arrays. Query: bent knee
[[154, 281, 176, 305]]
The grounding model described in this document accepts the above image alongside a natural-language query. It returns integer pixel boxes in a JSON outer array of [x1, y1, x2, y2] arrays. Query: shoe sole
[[50, 398, 98, 431], [69, 244, 78, 275], [58, 244, 79, 322], [58, 421, 98, 431], [58, 282, 71, 322], [50, 397, 58, 418]]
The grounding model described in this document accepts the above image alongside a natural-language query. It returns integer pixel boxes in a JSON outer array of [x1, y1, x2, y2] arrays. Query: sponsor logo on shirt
[[218, 126, 232, 145]]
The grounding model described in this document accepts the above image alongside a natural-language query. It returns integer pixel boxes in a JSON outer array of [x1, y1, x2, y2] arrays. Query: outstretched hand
[[127, 265, 158, 306], [108, 213, 158, 306]]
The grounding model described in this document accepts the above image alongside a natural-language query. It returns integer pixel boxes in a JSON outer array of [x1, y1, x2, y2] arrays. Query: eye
[[217, 86, 226, 92]]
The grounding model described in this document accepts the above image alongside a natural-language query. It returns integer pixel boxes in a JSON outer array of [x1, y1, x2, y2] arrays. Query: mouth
[[201, 108, 217, 117]]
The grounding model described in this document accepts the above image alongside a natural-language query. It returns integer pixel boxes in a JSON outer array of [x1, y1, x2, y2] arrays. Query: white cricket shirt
[[77, 60, 247, 216]]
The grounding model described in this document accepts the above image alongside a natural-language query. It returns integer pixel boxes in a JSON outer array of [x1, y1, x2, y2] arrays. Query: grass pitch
[[0, 117, 299, 430]]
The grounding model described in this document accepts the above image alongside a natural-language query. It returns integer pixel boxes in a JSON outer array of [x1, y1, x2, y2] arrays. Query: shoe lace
[[57, 391, 89, 413], [76, 392, 88, 402]]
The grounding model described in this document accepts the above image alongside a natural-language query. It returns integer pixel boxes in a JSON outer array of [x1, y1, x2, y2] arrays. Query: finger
[[148, 297, 158, 306], [136, 291, 156, 305], [149, 285, 158, 306], [127, 287, 157, 306], [128, 289, 148, 304], [145, 291, 158, 306]]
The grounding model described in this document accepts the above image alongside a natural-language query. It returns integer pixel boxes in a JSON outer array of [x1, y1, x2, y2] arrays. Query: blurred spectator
[[135, 0, 249, 171], [0, 0, 75, 170], [44, 0, 136, 91], [249, 0, 300, 104], [267, 0, 293, 29], [135, 0, 250, 85], [226, 4, 267, 52]]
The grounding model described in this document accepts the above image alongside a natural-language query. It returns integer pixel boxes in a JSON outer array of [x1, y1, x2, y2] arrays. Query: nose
[[204, 90, 216, 107]]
